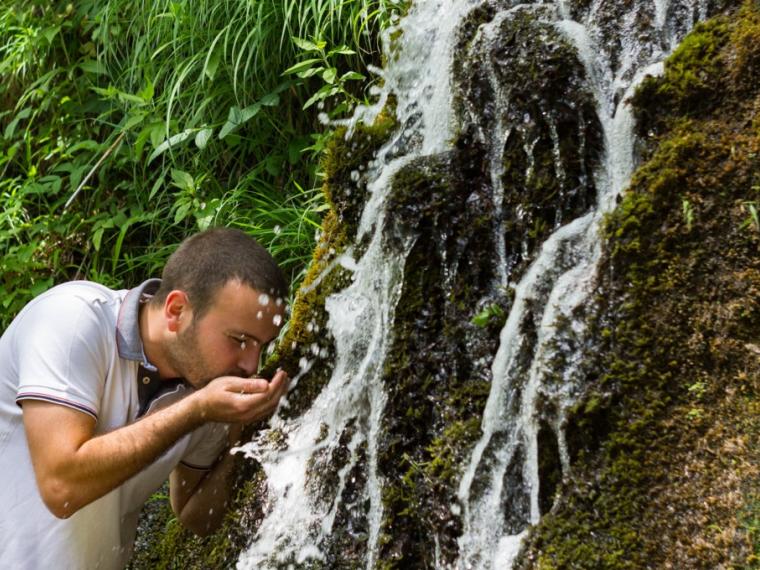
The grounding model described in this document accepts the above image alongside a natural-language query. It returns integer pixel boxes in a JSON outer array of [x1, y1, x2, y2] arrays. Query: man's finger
[[270, 368, 289, 389], [229, 378, 269, 394]]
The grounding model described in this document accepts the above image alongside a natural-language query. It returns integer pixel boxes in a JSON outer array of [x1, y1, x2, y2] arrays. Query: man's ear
[[164, 290, 191, 332]]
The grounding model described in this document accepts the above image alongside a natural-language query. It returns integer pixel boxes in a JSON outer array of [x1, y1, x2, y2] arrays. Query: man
[[0, 228, 289, 569]]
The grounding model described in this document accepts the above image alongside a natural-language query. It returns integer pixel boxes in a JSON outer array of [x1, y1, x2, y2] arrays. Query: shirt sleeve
[[14, 292, 110, 421], [180, 422, 230, 470]]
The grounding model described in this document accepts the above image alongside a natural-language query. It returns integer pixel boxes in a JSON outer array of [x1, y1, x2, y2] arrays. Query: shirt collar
[[116, 278, 161, 370]]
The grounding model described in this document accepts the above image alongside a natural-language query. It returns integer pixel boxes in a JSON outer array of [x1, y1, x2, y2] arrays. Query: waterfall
[[231, 0, 719, 568], [234, 1, 478, 567]]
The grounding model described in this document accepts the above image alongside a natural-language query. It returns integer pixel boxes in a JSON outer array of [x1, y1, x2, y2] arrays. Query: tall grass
[[0, 0, 395, 328]]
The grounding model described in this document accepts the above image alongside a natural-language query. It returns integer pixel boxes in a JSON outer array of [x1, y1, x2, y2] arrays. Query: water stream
[[233, 1, 717, 567]]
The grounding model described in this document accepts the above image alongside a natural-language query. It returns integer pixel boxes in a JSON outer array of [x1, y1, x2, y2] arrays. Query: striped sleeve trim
[[16, 392, 98, 420], [179, 460, 215, 471]]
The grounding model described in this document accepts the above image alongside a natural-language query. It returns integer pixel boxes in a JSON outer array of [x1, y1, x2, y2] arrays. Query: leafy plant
[[283, 37, 367, 115], [740, 200, 759, 231], [472, 304, 506, 328], [0, 0, 399, 329], [682, 197, 695, 231]]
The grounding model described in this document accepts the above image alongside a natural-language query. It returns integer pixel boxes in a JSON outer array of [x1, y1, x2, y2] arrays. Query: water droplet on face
[[275, 297, 283, 307], [257, 311, 263, 319], [273, 314, 283, 326], [240, 341, 246, 350], [258, 293, 270, 306]]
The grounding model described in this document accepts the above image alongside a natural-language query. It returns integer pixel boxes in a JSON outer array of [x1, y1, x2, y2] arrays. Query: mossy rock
[[375, 128, 505, 567], [517, 4, 760, 567], [453, 5, 602, 281]]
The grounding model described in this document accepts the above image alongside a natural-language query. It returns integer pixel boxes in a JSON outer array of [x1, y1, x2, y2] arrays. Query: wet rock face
[[454, 5, 602, 281], [377, 133, 500, 567]]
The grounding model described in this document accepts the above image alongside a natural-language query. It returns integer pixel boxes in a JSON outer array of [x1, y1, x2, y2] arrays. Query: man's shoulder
[[41, 280, 126, 304], [12, 281, 127, 338]]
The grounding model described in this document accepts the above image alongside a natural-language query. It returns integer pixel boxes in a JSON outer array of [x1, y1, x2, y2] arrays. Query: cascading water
[[233, 1, 476, 567], [231, 0, 722, 568]]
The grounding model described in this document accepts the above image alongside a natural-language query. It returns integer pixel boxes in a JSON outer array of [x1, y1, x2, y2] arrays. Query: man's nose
[[237, 346, 261, 377]]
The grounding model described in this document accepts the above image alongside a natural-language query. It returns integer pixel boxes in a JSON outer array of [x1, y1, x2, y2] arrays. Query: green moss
[[632, 1, 760, 136], [518, 5, 760, 567]]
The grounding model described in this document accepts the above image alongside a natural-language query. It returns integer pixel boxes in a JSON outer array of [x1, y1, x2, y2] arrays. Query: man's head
[[151, 227, 288, 319], [149, 228, 288, 387]]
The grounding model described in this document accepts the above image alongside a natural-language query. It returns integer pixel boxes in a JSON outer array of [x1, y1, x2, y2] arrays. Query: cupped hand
[[193, 369, 289, 424]]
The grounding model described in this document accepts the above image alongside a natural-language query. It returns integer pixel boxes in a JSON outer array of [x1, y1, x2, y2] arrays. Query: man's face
[[166, 280, 285, 388]]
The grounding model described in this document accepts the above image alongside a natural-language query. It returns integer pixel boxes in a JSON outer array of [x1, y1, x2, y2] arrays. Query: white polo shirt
[[0, 280, 228, 569]]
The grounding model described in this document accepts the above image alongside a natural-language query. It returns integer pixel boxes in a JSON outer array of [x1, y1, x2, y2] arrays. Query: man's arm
[[23, 375, 278, 519], [168, 369, 288, 535]]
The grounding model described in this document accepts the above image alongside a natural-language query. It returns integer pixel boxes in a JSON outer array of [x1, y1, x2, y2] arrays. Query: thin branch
[[63, 131, 126, 210]]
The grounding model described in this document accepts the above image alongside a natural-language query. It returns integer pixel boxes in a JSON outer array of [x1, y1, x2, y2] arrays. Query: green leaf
[[204, 48, 221, 80], [149, 123, 166, 150], [303, 84, 336, 110], [260, 93, 280, 107], [322, 67, 337, 84], [149, 175, 165, 200], [292, 37, 321, 52], [92, 85, 118, 99], [195, 128, 213, 149], [471, 304, 506, 328], [328, 46, 356, 56], [79, 60, 106, 75], [137, 79, 154, 103], [42, 26, 60, 44], [122, 111, 147, 131], [93, 227, 105, 251], [282, 58, 322, 76], [170, 169, 195, 192], [264, 155, 283, 177], [174, 201, 192, 224], [38, 175, 62, 194], [148, 129, 195, 163], [118, 91, 148, 106], [340, 71, 365, 82], [29, 278, 53, 298], [219, 104, 261, 139], [297, 67, 323, 79], [4, 108, 32, 140]]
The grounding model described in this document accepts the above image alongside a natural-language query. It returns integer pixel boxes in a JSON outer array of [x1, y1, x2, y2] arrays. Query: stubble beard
[[166, 321, 216, 388]]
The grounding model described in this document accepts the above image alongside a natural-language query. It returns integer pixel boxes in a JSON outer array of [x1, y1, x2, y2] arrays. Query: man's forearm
[[24, 375, 280, 519], [24, 394, 204, 518], [172, 448, 238, 535]]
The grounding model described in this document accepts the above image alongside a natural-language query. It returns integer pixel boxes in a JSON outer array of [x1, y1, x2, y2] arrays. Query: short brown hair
[[151, 228, 287, 318]]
